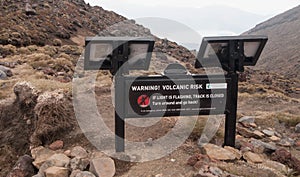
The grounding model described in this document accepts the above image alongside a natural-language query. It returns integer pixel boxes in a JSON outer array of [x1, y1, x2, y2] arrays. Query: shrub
[[0, 44, 17, 57], [276, 113, 300, 127], [59, 45, 83, 55], [30, 90, 75, 145], [43, 45, 58, 57]]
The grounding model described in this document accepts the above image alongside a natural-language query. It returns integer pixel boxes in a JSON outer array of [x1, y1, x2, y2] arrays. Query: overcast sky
[[85, 0, 300, 16], [85, 0, 300, 49]]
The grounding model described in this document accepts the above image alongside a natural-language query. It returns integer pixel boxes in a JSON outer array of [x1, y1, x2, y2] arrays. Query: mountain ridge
[[244, 5, 300, 78]]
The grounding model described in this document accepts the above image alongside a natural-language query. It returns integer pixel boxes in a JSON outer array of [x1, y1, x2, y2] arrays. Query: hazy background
[[85, 0, 300, 49]]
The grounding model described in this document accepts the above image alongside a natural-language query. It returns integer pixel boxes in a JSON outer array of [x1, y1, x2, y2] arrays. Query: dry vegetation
[[0, 44, 82, 100]]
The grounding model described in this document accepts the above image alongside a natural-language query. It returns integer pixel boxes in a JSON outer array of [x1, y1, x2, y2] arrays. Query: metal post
[[115, 74, 125, 152], [114, 42, 129, 152], [224, 72, 238, 147]]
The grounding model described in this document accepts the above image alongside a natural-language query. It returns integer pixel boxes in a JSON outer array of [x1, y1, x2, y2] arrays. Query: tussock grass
[[0, 44, 17, 56], [238, 83, 296, 103], [275, 113, 300, 127]]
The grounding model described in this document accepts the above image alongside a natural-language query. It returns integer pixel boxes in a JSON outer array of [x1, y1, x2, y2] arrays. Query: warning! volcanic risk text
[[131, 84, 203, 91]]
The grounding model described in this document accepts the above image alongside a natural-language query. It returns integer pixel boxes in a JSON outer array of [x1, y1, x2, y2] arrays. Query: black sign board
[[123, 75, 229, 118]]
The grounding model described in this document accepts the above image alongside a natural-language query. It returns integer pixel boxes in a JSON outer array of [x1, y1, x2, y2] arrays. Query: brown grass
[[59, 45, 83, 55], [42, 45, 58, 57], [30, 90, 76, 146], [0, 44, 17, 56], [275, 113, 300, 127]]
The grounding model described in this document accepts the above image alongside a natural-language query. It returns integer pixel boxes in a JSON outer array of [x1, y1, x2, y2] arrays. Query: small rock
[[32, 147, 55, 168], [197, 169, 218, 177], [70, 146, 88, 159], [37, 153, 70, 176], [194, 161, 209, 170], [70, 170, 81, 177], [25, 3, 37, 15], [263, 160, 288, 175], [269, 136, 281, 142], [253, 130, 264, 139], [201, 144, 236, 161], [57, 72, 66, 76], [243, 151, 263, 163], [262, 129, 275, 137], [70, 157, 90, 171], [49, 140, 64, 150], [271, 148, 300, 173], [237, 126, 262, 139], [224, 146, 242, 160], [26, 119, 32, 125], [89, 157, 116, 177], [44, 166, 69, 177], [187, 155, 198, 166], [236, 139, 253, 152], [209, 166, 223, 176], [295, 123, 300, 133], [47, 153, 70, 167], [90, 151, 105, 159], [71, 171, 96, 177], [145, 138, 153, 146], [64, 150, 71, 156], [14, 81, 38, 107], [187, 153, 210, 168], [250, 138, 277, 153], [31, 146, 45, 159], [277, 138, 294, 147], [295, 140, 300, 147], [238, 116, 255, 124], [0, 70, 7, 79], [0, 65, 12, 77], [7, 155, 35, 177], [249, 123, 257, 128], [274, 131, 282, 138]]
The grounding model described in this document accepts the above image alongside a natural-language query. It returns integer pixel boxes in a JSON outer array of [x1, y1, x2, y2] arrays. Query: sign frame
[[114, 72, 238, 152]]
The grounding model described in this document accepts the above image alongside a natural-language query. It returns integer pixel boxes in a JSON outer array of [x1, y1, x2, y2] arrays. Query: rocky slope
[[244, 5, 300, 79], [0, 0, 125, 46], [0, 0, 195, 63]]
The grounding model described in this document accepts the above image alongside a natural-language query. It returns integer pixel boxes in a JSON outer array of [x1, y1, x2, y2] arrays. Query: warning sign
[[124, 75, 228, 118], [137, 95, 150, 108]]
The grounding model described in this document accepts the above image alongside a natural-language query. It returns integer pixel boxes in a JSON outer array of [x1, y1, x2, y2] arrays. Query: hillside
[[0, 0, 125, 46], [244, 5, 300, 78], [0, 0, 195, 63]]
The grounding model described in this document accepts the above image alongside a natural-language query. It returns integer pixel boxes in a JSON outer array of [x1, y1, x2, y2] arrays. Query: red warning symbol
[[137, 95, 150, 108]]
